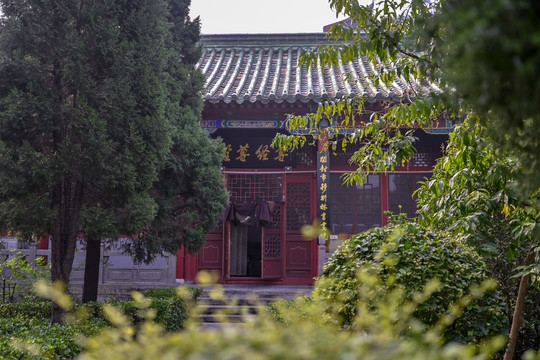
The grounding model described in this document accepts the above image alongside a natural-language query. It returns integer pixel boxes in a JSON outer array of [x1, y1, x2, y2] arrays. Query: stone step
[[198, 313, 258, 323], [195, 285, 312, 301], [196, 303, 262, 314], [193, 285, 312, 327], [197, 296, 277, 306], [196, 321, 247, 331]]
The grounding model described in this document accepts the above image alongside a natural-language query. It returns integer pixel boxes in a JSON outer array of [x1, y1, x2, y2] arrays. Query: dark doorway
[[230, 223, 262, 277]]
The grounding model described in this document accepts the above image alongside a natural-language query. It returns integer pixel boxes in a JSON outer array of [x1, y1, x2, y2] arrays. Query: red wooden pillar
[[37, 235, 50, 264], [175, 246, 199, 282], [175, 247, 184, 280], [37, 235, 50, 249], [317, 131, 330, 275]]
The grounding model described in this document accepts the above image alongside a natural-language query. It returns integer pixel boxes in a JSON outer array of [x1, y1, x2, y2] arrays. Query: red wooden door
[[262, 203, 284, 279], [285, 174, 315, 281]]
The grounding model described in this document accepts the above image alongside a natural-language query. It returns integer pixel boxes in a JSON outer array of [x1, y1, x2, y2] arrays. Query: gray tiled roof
[[197, 33, 437, 105]]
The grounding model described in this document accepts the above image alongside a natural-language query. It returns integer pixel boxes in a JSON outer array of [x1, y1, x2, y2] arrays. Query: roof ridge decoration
[[197, 33, 428, 105]]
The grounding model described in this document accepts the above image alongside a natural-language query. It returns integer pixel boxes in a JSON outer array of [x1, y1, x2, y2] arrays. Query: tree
[[273, 0, 540, 357], [119, 0, 229, 264], [416, 122, 540, 356], [77, 0, 228, 303], [80, 0, 228, 302], [277, 0, 540, 191], [0, 0, 173, 322]]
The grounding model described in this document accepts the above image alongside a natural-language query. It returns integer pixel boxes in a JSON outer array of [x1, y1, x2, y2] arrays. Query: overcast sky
[[190, 0, 365, 34]]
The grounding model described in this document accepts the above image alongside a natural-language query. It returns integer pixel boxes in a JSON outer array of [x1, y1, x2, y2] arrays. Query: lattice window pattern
[[329, 142, 362, 167], [227, 174, 283, 202], [388, 173, 427, 216], [329, 173, 381, 234], [264, 233, 281, 259], [331, 145, 439, 169], [293, 144, 316, 168], [408, 152, 437, 167], [286, 182, 312, 231]]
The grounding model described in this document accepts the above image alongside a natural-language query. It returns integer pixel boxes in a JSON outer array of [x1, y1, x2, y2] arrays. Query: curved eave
[[197, 33, 427, 106]]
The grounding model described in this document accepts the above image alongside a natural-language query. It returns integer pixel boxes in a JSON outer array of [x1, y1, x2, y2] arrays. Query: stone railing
[[1, 237, 177, 296]]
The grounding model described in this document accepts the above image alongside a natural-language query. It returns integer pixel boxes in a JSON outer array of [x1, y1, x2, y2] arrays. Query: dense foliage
[[277, 0, 540, 195], [0, 298, 50, 319], [78, 0, 228, 302], [0, 316, 105, 359], [416, 122, 540, 354], [144, 286, 203, 300], [0, 286, 200, 359], [0, 0, 227, 309], [0, 253, 49, 303], [0, 0, 173, 319], [424, 0, 540, 195], [315, 216, 507, 343], [119, 0, 228, 263], [74, 273, 512, 360], [274, 1, 540, 358]]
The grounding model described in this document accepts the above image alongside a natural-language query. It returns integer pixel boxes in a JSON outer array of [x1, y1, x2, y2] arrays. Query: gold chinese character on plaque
[[320, 173, 327, 182], [319, 165, 327, 173], [274, 147, 289, 162], [321, 221, 327, 230], [320, 182, 328, 194], [321, 212, 327, 221], [256, 145, 270, 160], [319, 203, 328, 211], [224, 144, 232, 162], [236, 144, 250, 162], [320, 194, 327, 202], [319, 155, 328, 163]]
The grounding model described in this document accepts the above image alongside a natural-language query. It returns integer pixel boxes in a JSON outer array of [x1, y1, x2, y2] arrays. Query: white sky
[[190, 0, 359, 34]]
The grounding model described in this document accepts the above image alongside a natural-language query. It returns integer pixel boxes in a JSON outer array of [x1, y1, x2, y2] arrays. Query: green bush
[[7, 276, 518, 360], [150, 297, 187, 332], [315, 216, 508, 343], [75, 286, 197, 332], [76, 274, 508, 360], [0, 298, 50, 319], [0, 286, 194, 328], [0, 316, 104, 359], [266, 297, 314, 325], [0, 252, 50, 303], [144, 286, 202, 300], [0, 287, 195, 358], [90, 296, 190, 332], [142, 286, 200, 331]]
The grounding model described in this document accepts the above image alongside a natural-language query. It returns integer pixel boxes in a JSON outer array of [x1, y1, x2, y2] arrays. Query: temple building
[[176, 33, 450, 285]]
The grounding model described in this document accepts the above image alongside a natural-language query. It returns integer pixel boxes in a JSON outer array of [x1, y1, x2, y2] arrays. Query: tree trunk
[[82, 236, 101, 303], [503, 248, 536, 360], [50, 179, 84, 324]]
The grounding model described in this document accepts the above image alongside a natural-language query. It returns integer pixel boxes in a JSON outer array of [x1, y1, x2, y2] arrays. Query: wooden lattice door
[[262, 203, 283, 278], [225, 174, 284, 280], [285, 174, 315, 280]]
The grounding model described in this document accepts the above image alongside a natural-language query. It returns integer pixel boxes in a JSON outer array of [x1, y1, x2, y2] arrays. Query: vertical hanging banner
[[317, 148, 330, 243]]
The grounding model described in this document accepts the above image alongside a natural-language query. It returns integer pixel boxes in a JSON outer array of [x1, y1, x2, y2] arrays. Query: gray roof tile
[[198, 33, 423, 104]]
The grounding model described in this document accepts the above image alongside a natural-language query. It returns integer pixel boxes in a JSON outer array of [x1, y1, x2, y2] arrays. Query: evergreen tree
[[0, 0, 173, 322], [80, 0, 228, 303], [120, 0, 229, 264]]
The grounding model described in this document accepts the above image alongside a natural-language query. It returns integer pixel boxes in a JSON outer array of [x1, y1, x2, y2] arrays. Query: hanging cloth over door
[[220, 201, 274, 226], [220, 201, 275, 276]]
